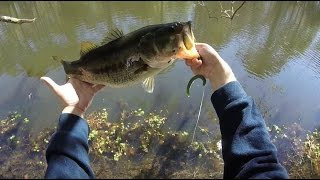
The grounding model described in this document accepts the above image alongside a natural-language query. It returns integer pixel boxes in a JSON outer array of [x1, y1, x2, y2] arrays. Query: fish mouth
[[182, 21, 194, 50], [183, 32, 193, 50], [176, 21, 200, 60]]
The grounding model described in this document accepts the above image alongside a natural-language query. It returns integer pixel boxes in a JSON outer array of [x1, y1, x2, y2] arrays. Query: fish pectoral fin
[[101, 28, 124, 45], [142, 76, 155, 93], [80, 41, 98, 57]]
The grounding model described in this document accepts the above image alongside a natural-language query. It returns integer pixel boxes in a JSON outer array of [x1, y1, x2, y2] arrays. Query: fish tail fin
[[60, 59, 71, 73], [53, 56, 72, 74], [60, 60, 72, 82], [53, 56, 72, 82]]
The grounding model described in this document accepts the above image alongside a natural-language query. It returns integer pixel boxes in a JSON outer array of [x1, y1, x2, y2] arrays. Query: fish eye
[[169, 26, 175, 32], [172, 49, 176, 53]]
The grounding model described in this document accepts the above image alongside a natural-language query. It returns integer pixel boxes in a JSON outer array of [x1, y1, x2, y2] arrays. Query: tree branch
[[198, 1, 246, 21], [230, 1, 246, 20], [198, 1, 219, 20], [0, 16, 36, 24]]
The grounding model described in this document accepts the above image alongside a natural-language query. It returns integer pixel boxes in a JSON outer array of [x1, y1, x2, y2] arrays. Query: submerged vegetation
[[86, 108, 223, 178], [269, 124, 320, 178], [0, 108, 320, 178]]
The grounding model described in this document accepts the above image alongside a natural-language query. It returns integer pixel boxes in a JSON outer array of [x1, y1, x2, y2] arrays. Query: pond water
[[0, 1, 320, 178]]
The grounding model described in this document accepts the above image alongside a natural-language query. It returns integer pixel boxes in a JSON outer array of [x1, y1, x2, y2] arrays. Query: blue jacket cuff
[[211, 81, 247, 117], [58, 113, 90, 137]]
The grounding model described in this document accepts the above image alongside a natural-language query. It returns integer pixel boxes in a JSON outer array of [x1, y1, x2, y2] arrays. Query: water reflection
[[242, 2, 320, 79], [0, 1, 319, 140]]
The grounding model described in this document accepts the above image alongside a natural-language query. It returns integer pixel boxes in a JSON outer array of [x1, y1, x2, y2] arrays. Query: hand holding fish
[[185, 43, 237, 92], [40, 77, 105, 118]]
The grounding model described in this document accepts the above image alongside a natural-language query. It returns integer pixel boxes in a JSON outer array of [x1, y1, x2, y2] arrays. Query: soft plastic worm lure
[[186, 74, 206, 97]]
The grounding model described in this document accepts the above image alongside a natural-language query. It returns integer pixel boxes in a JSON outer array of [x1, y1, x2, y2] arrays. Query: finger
[[191, 63, 202, 69], [185, 59, 193, 66], [191, 58, 202, 67], [188, 62, 202, 71], [190, 66, 196, 73], [195, 43, 207, 49], [40, 77, 60, 93], [195, 42, 206, 46], [186, 58, 200, 66], [92, 84, 105, 93]]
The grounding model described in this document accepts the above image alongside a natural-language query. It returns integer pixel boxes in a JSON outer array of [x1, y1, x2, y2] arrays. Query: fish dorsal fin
[[142, 76, 155, 93], [80, 41, 98, 57], [101, 28, 124, 45]]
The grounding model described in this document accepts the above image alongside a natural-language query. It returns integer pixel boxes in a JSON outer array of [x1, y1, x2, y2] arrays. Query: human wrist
[[208, 57, 237, 91], [62, 106, 85, 118], [209, 72, 237, 92]]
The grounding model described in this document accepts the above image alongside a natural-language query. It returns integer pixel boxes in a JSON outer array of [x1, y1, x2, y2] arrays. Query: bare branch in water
[[198, 1, 218, 20], [199, 1, 246, 21], [0, 16, 36, 24], [230, 1, 246, 20]]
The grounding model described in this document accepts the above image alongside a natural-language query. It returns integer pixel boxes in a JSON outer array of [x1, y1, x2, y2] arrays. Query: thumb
[[40, 76, 60, 93]]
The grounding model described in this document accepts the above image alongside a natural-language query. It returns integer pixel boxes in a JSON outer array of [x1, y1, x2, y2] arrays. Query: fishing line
[[191, 85, 205, 143], [186, 74, 207, 143]]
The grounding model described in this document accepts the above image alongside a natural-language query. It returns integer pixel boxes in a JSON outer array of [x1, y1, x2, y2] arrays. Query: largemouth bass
[[59, 21, 199, 93]]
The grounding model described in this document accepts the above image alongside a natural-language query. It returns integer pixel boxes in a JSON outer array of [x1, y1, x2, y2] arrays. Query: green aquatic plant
[[87, 108, 168, 160], [268, 123, 320, 178], [304, 129, 320, 176], [133, 108, 145, 117], [86, 107, 221, 165], [23, 118, 29, 123], [2, 108, 320, 179]]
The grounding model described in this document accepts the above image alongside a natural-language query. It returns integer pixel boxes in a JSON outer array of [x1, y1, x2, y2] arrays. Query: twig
[[0, 15, 36, 24], [199, 1, 246, 21], [198, 1, 218, 20], [220, 2, 229, 18], [230, 1, 246, 20]]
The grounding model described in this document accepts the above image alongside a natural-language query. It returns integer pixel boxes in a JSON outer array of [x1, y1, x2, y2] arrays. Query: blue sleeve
[[45, 113, 95, 179], [211, 81, 289, 179]]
